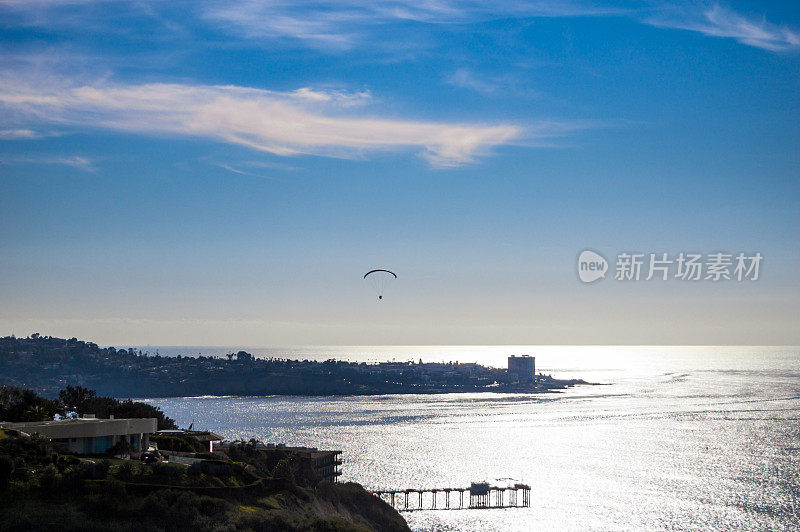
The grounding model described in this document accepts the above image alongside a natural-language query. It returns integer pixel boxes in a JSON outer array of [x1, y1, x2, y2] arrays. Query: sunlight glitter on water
[[141, 346, 800, 531]]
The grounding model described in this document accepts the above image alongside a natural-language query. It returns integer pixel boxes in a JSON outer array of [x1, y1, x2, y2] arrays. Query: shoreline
[[130, 379, 595, 400], [2, 335, 591, 400]]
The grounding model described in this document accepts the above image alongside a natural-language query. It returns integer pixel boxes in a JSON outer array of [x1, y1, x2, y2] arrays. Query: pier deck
[[372, 483, 530, 512]]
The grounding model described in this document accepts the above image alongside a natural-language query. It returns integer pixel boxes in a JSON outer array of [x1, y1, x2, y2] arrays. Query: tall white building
[[507, 355, 535, 384]]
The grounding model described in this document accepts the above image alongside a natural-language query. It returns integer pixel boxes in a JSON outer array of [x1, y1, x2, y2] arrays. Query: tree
[[106, 438, 132, 458], [0, 386, 63, 422], [58, 385, 96, 413], [64, 393, 178, 430]]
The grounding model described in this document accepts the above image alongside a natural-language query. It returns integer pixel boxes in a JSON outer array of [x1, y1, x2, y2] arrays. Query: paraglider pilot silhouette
[[364, 269, 396, 300]]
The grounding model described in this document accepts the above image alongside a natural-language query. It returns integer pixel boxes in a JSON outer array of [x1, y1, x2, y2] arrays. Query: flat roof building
[[507, 355, 536, 384], [0, 416, 157, 455], [217, 441, 343, 483]]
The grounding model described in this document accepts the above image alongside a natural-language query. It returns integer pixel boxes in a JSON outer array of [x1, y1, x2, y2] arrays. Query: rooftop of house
[[0, 416, 158, 438]]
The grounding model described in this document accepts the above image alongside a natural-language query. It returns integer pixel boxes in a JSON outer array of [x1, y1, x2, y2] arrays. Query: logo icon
[[577, 250, 608, 283]]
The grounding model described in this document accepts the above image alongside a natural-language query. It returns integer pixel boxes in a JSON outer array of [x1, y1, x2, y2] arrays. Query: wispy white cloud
[[0, 1, 622, 52], [245, 159, 300, 171], [213, 162, 268, 179], [646, 3, 800, 52], [56, 155, 94, 170], [0, 78, 527, 167], [0, 128, 42, 139], [447, 68, 541, 97], [2, 154, 95, 170], [0, 0, 105, 4], [201, 1, 623, 50], [291, 86, 372, 107], [201, 1, 800, 52], [0, 127, 63, 139], [2, 1, 797, 52], [201, 2, 364, 50], [448, 68, 501, 95], [197, 156, 299, 179]]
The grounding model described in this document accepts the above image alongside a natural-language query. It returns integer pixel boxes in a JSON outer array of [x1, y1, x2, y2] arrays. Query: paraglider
[[364, 269, 396, 300]]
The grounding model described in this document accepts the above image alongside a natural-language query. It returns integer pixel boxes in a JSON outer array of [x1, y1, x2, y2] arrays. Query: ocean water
[[140, 346, 800, 531]]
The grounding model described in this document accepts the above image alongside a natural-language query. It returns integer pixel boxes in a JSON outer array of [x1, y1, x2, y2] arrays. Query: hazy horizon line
[[118, 343, 799, 348]]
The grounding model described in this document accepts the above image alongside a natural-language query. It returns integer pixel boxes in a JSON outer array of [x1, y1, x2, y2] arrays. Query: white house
[[0, 415, 157, 455]]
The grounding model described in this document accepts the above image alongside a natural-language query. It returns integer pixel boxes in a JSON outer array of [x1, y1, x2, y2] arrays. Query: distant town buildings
[[0, 415, 157, 455], [2, 335, 580, 396], [507, 355, 535, 384]]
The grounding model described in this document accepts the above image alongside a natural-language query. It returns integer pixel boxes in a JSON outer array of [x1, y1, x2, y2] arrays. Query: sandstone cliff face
[[257, 481, 411, 532]]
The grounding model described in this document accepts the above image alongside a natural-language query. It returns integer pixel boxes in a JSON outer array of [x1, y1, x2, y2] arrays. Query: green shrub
[[38, 464, 60, 492], [150, 434, 204, 453], [12, 457, 29, 481], [115, 461, 136, 480], [151, 462, 184, 480], [272, 457, 295, 484], [201, 461, 232, 478], [0, 456, 13, 486], [95, 459, 112, 478]]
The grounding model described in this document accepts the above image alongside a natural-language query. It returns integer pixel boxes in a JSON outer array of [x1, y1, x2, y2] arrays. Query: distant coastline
[[1, 335, 587, 398]]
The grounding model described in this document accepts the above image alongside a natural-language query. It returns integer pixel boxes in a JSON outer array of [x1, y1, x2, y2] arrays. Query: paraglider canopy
[[364, 269, 396, 300]]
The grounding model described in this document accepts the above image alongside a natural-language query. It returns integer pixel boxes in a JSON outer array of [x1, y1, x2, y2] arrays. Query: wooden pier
[[372, 482, 530, 512]]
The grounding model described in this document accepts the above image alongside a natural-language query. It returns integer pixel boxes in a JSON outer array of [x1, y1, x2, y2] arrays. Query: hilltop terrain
[[1, 334, 585, 398]]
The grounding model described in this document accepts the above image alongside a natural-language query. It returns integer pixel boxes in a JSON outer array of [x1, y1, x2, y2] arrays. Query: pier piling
[[372, 483, 531, 512]]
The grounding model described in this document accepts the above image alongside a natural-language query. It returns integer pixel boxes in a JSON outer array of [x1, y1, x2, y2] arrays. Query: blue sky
[[0, 1, 798, 345]]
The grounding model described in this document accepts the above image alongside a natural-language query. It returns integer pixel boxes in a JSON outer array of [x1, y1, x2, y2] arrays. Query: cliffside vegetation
[[0, 387, 409, 531], [0, 384, 176, 429]]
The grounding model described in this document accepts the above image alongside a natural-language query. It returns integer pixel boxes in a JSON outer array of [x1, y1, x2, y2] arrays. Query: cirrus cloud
[[646, 3, 800, 52], [0, 79, 524, 167], [0, 128, 42, 139], [201, 1, 800, 53], [3, 1, 797, 53]]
